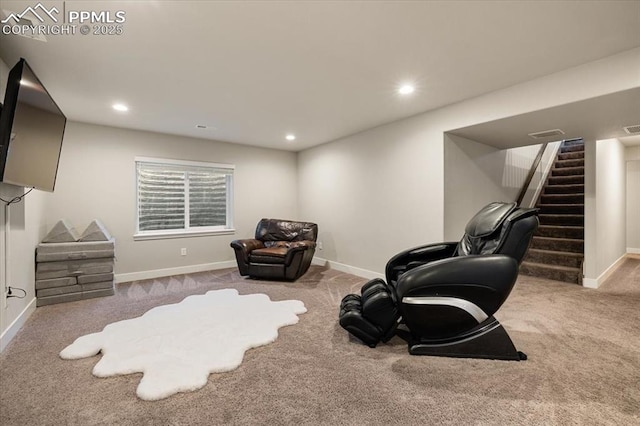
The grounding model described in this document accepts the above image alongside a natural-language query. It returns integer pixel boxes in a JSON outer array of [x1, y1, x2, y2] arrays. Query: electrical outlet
[[181, 248, 187, 256], [317, 241, 323, 250]]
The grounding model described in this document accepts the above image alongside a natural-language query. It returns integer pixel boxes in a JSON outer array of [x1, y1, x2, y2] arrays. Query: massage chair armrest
[[385, 242, 458, 284], [395, 254, 519, 317]]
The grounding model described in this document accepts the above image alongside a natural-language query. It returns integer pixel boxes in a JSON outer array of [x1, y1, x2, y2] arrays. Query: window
[[134, 157, 234, 239]]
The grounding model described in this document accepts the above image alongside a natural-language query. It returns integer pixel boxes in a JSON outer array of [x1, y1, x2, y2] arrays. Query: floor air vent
[[624, 125, 640, 135], [528, 129, 565, 139]]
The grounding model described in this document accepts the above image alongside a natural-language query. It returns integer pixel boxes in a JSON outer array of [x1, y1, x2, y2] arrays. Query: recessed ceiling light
[[112, 103, 129, 112], [286, 134, 296, 141], [398, 84, 415, 95]]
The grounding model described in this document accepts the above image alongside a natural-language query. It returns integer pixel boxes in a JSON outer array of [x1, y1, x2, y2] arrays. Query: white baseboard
[[583, 253, 628, 289], [627, 247, 640, 254], [0, 296, 36, 353], [312, 256, 384, 280], [582, 278, 598, 289], [115, 261, 237, 284], [116, 257, 382, 285], [311, 257, 327, 266]]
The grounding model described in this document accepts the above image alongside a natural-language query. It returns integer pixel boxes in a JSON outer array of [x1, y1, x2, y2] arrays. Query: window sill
[[133, 229, 236, 241]]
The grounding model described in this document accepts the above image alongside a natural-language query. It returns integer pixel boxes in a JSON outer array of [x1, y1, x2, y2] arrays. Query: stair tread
[[555, 160, 585, 166], [549, 171, 584, 178], [548, 177, 585, 182], [536, 203, 584, 207], [528, 248, 584, 257], [543, 190, 585, 195], [558, 153, 584, 159], [560, 146, 585, 152], [524, 143, 585, 284], [538, 225, 584, 230], [540, 213, 584, 216], [533, 236, 584, 242], [521, 261, 580, 272]]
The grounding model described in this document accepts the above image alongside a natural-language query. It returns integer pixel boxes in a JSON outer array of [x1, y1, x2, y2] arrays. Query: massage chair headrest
[[458, 202, 538, 257]]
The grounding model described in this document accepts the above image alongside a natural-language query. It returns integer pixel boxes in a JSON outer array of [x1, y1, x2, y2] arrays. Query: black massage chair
[[339, 202, 539, 360]]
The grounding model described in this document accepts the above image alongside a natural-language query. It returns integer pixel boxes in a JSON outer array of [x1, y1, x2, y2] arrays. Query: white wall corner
[[0, 297, 36, 353], [311, 256, 327, 267], [583, 253, 628, 289], [582, 278, 599, 289]]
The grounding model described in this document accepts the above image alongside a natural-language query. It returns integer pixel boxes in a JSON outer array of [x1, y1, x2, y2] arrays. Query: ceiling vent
[[624, 124, 640, 135], [528, 129, 565, 139]]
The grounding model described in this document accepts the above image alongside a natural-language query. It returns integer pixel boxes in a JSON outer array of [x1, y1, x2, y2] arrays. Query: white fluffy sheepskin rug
[[60, 289, 306, 401]]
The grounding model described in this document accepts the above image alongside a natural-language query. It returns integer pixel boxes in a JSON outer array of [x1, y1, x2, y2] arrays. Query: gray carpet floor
[[1, 258, 639, 425]]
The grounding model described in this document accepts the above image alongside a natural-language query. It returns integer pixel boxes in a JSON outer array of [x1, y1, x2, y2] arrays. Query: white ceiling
[[1, 0, 639, 151], [450, 88, 640, 149]]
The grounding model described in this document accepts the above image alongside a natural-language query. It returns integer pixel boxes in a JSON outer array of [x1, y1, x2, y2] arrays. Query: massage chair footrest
[[338, 278, 400, 347], [405, 317, 525, 361]]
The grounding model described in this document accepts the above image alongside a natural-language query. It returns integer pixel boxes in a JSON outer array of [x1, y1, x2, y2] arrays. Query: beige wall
[[626, 146, 640, 252], [0, 184, 49, 350], [0, 58, 51, 350], [443, 134, 549, 240], [300, 49, 640, 276], [584, 138, 628, 287], [597, 139, 627, 273], [47, 122, 298, 280], [626, 145, 640, 161], [298, 113, 440, 272]]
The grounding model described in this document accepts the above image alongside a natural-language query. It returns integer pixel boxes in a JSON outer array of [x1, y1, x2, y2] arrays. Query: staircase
[[521, 139, 585, 284]]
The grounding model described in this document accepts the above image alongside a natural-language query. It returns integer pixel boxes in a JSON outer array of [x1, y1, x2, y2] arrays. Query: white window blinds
[[135, 158, 234, 234]]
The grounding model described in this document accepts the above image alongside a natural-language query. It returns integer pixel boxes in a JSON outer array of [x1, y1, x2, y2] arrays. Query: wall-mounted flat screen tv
[[0, 58, 66, 192]]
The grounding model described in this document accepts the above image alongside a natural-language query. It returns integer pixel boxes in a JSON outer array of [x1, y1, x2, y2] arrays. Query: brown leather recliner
[[230, 219, 318, 280]]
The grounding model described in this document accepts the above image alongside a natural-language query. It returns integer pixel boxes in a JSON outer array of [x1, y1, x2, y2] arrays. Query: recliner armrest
[[288, 240, 316, 250], [385, 242, 458, 284], [230, 238, 265, 252], [230, 239, 265, 262], [284, 240, 316, 265]]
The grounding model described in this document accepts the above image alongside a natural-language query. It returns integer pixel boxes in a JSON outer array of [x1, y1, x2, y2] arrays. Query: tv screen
[[0, 58, 66, 192]]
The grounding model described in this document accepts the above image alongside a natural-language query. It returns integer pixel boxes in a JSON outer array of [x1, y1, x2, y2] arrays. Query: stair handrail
[[516, 143, 548, 207]]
